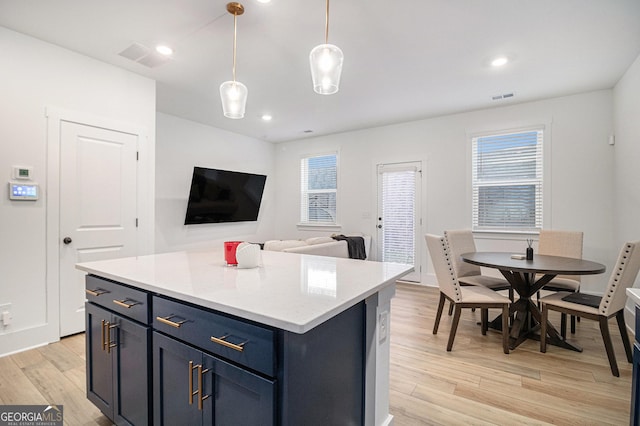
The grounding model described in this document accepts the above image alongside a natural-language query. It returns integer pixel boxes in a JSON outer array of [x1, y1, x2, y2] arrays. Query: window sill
[[296, 223, 342, 232]]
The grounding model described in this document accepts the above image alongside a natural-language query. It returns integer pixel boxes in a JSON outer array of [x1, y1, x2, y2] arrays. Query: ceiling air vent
[[492, 93, 515, 101], [118, 43, 170, 68]]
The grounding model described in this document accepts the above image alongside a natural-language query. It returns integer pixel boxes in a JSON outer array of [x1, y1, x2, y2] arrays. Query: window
[[300, 153, 337, 224], [471, 129, 543, 233]]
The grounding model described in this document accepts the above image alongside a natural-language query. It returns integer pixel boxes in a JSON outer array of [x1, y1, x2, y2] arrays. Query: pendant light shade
[[220, 2, 247, 119], [219, 81, 248, 119], [310, 43, 343, 95], [310, 0, 343, 95]]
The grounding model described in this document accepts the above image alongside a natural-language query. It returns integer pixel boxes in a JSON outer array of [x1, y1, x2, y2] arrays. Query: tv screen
[[184, 167, 267, 225]]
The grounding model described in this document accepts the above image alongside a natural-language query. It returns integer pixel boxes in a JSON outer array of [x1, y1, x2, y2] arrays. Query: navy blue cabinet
[[85, 276, 152, 426], [153, 331, 275, 425], [86, 302, 151, 425], [86, 274, 366, 425]]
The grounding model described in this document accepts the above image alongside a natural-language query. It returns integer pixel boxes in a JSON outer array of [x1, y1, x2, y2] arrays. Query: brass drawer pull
[[156, 315, 187, 328], [101, 320, 117, 353], [106, 322, 117, 354], [113, 299, 140, 309], [210, 335, 247, 352], [189, 361, 198, 406], [197, 365, 210, 410], [86, 288, 109, 297]]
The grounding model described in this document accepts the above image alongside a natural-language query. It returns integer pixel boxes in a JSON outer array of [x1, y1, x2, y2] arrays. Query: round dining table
[[461, 252, 606, 351]]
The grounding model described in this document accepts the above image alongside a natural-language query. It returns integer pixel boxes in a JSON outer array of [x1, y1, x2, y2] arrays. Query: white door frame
[[45, 106, 154, 341]]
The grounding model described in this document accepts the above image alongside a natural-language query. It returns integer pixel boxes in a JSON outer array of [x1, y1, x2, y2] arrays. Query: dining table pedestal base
[[486, 270, 584, 351], [462, 252, 605, 352]]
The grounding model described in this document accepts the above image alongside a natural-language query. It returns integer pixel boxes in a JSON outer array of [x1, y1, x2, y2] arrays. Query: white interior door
[[59, 121, 138, 336], [377, 162, 422, 282]]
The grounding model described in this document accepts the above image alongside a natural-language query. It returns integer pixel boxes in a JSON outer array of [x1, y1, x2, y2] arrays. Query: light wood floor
[[389, 283, 633, 425], [0, 332, 110, 425], [0, 283, 633, 425]]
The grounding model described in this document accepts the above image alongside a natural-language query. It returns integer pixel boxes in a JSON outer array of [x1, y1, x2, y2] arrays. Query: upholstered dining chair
[[444, 229, 513, 315], [426, 234, 511, 353], [445, 230, 512, 291], [540, 240, 640, 377], [538, 229, 584, 336]]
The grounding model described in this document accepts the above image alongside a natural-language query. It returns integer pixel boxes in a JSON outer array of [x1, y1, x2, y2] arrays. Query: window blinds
[[300, 154, 337, 224], [380, 166, 416, 265], [472, 130, 543, 232]]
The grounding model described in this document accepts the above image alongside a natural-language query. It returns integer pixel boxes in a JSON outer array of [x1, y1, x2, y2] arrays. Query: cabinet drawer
[[85, 275, 150, 324], [153, 296, 276, 377]]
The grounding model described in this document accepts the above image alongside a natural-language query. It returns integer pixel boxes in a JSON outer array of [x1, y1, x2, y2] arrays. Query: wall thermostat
[[12, 166, 33, 180], [8, 182, 39, 200]]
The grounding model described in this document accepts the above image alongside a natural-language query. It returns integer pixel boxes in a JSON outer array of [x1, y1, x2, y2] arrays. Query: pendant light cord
[[232, 11, 238, 83], [325, 0, 330, 44]]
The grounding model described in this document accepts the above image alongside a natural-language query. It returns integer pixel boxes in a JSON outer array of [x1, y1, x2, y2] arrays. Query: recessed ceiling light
[[256, 0, 271, 3], [261, 114, 272, 121], [491, 56, 508, 67], [155, 45, 173, 56]]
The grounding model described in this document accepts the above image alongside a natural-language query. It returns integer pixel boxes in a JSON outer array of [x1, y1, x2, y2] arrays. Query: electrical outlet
[[379, 310, 388, 343], [0, 303, 11, 326]]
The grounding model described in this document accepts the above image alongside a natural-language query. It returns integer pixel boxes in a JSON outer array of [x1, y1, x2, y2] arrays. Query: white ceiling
[[1, 0, 639, 142]]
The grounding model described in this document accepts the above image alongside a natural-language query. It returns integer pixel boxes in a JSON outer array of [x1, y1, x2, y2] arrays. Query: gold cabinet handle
[[101, 320, 117, 353], [156, 315, 187, 328], [113, 299, 139, 309], [86, 288, 109, 297], [210, 335, 247, 352], [106, 322, 117, 354], [189, 361, 199, 406], [198, 365, 210, 411]]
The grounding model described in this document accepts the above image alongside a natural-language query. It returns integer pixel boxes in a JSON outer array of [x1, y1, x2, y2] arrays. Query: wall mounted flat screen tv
[[184, 167, 267, 225]]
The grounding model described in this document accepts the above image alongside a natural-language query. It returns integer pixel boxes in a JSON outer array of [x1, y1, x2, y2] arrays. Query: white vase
[[235, 242, 261, 269]]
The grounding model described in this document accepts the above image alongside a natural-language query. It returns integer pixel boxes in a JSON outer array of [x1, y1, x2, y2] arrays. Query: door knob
[[377, 225, 382, 229], [63, 237, 72, 245]]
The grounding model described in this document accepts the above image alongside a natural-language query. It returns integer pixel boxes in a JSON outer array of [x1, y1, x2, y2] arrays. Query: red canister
[[224, 241, 242, 265]]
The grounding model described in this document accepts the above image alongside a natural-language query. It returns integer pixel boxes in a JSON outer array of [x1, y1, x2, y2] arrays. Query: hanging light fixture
[[220, 2, 248, 119], [309, 0, 343, 95]]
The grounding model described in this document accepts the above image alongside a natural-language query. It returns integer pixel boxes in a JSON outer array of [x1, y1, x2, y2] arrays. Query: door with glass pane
[[377, 162, 421, 282]]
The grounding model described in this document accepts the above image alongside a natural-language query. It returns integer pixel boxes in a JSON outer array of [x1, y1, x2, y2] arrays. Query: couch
[[263, 235, 371, 259]]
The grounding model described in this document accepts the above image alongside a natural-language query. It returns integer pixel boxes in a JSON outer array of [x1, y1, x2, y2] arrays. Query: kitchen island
[[76, 248, 412, 426]]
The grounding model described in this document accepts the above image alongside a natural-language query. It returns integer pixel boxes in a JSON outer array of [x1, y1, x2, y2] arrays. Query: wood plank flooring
[[0, 282, 632, 425], [390, 283, 632, 425], [0, 333, 110, 425]]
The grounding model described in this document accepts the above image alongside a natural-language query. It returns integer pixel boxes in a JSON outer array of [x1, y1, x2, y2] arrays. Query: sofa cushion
[[305, 236, 335, 245], [283, 241, 349, 258], [263, 240, 307, 252]]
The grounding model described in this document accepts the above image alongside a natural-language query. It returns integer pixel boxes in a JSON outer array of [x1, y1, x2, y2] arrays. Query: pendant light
[[309, 0, 343, 95], [220, 2, 248, 119]]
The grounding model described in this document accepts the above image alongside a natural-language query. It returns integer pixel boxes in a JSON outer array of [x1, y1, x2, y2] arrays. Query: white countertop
[[627, 288, 640, 306], [76, 248, 413, 334]]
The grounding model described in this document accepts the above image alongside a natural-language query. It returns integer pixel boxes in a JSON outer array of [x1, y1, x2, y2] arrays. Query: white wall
[[613, 54, 640, 329], [614, 54, 640, 246], [155, 113, 276, 253], [0, 26, 155, 356], [273, 91, 616, 291]]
